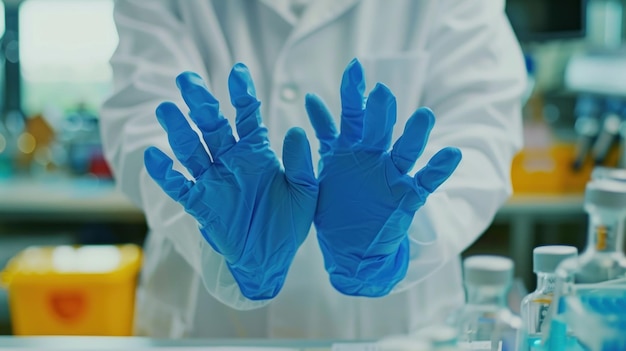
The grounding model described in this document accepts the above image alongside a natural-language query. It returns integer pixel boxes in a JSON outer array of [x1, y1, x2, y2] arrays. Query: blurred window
[[19, 0, 117, 116]]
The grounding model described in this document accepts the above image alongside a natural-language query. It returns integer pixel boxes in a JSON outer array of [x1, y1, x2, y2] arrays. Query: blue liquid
[[525, 336, 582, 351], [528, 337, 545, 351]]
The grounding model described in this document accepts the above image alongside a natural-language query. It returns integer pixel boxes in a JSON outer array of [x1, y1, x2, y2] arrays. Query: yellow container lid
[[1, 244, 142, 287]]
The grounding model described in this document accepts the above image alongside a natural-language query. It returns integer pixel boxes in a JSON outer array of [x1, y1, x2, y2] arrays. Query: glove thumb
[[282, 127, 318, 195]]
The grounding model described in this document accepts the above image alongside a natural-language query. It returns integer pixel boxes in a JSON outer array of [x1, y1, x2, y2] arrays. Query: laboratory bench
[[0, 177, 587, 285], [0, 177, 143, 223], [0, 177, 589, 337], [0, 177, 588, 270], [0, 337, 368, 350]]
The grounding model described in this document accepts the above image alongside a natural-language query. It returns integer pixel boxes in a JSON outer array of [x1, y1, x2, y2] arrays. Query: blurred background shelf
[[0, 177, 143, 222], [0, 176, 146, 335]]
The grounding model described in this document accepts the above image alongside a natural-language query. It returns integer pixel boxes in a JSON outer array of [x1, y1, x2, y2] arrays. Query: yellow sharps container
[[0, 244, 141, 336]]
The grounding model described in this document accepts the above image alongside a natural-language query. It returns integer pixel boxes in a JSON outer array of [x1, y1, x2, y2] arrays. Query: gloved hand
[[305, 59, 462, 297], [144, 63, 318, 300]]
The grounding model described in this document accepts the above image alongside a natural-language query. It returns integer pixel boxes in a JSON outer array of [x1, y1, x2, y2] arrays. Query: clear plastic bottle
[[519, 246, 578, 351], [591, 166, 626, 183], [541, 178, 626, 351], [449, 255, 522, 351], [576, 179, 626, 284]]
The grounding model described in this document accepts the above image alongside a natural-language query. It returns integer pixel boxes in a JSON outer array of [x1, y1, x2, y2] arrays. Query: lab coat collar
[[260, 0, 362, 43]]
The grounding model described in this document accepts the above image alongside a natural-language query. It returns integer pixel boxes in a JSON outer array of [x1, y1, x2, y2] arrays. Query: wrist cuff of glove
[[227, 263, 289, 301], [327, 238, 410, 297], [198, 227, 295, 301]]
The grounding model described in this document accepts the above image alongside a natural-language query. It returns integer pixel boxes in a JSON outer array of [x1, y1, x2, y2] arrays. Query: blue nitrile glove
[[144, 63, 318, 300], [305, 59, 462, 297]]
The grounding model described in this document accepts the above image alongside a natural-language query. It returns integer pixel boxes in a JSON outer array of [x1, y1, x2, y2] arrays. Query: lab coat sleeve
[[396, 0, 526, 289], [100, 0, 270, 310]]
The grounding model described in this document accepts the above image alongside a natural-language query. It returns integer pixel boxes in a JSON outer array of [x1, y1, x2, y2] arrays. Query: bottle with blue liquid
[[556, 291, 626, 351], [541, 175, 626, 351], [449, 255, 522, 351], [519, 246, 578, 351]]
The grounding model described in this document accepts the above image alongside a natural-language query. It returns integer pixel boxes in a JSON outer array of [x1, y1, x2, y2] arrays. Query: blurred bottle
[[591, 166, 626, 182], [542, 176, 626, 351], [59, 102, 102, 176], [553, 291, 626, 351], [0, 110, 25, 178], [519, 246, 578, 351], [576, 178, 626, 283], [0, 120, 13, 178], [448, 255, 522, 351], [587, 0, 623, 49]]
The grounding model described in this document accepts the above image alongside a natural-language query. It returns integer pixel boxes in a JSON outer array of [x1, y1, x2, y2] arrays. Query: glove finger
[[155, 102, 211, 178], [176, 72, 237, 159], [390, 107, 435, 174], [144, 146, 194, 202], [338, 58, 366, 146], [414, 147, 462, 193], [283, 127, 318, 194], [228, 63, 268, 145], [362, 83, 396, 151], [305, 93, 338, 155]]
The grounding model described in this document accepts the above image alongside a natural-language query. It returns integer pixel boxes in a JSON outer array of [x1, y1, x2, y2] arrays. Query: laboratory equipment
[[546, 286, 626, 351], [448, 255, 522, 351], [565, 50, 626, 97], [591, 98, 622, 165], [586, 0, 623, 48], [306, 59, 461, 297], [536, 176, 626, 350], [576, 178, 626, 283], [0, 245, 142, 336], [59, 104, 103, 175], [572, 95, 601, 170], [145, 65, 318, 300], [565, 50, 626, 170], [0, 120, 13, 178], [619, 122, 626, 169], [519, 246, 578, 351], [591, 166, 626, 182]]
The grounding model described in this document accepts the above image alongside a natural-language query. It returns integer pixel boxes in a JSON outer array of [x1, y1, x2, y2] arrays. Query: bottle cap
[[533, 245, 578, 273], [463, 255, 513, 286], [585, 179, 626, 209], [592, 167, 626, 183]]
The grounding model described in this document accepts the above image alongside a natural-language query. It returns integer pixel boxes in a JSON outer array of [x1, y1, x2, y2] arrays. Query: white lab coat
[[101, 0, 526, 339]]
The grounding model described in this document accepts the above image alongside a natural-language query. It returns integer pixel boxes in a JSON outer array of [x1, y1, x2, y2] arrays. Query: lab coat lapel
[[289, 0, 362, 43]]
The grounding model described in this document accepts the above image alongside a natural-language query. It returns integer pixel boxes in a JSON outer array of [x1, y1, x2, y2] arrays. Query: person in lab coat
[[100, 0, 526, 339]]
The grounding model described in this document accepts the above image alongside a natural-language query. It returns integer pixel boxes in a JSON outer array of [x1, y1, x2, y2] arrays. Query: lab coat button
[[279, 83, 299, 102]]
